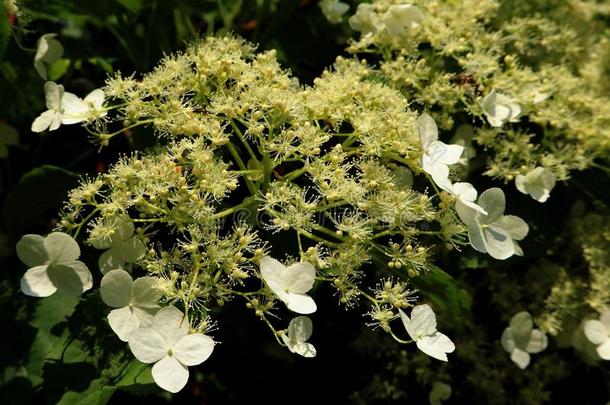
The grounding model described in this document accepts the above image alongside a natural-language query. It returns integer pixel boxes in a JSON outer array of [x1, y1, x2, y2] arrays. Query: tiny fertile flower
[[16, 232, 92, 297], [129, 306, 215, 393], [100, 269, 161, 341], [456, 188, 529, 260], [418, 113, 464, 190], [382, 4, 424, 36], [583, 309, 610, 360], [319, 0, 349, 24], [398, 304, 455, 362], [515, 167, 556, 203], [480, 89, 522, 127], [34, 33, 63, 80], [501, 311, 548, 369], [259, 256, 317, 314], [91, 218, 146, 274], [281, 316, 317, 358]]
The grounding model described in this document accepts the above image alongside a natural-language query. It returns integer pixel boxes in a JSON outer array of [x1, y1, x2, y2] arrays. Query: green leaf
[[25, 294, 80, 386], [87, 57, 114, 74], [116, 0, 144, 14], [31, 293, 80, 331], [112, 360, 158, 395], [411, 265, 471, 332], [0, 3, 10, 62], [47, 59, 71, 81], [114, 360, 154, 388], [56, 381, 116, 405], [3, 165, 79, 237]]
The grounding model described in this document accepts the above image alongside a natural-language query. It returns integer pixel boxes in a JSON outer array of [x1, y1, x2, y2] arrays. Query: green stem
[[226, 142, 257, 194], [390, 330, 413, 345], [299, 229, 341, 248], [230, 119, 259, 164], [310, 224, 346, 242], [211, 198, 257, 220], [261, 153, 272, 194], [73, 208, 100, 239], [283, 166, 308, 182]]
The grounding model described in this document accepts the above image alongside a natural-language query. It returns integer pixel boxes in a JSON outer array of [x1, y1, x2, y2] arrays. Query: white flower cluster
[[398, 304, 455, 362], [583, 309, 610, 360], [15, 231, 215, 393], [17, 232, 92, 297], [417, 113, 528, 260], [31, 82, 106, 133], [91, 218, 146, 274], [349, 3, 424, 37], [319, 0, 349, 24], [501, 311, 548, 369]]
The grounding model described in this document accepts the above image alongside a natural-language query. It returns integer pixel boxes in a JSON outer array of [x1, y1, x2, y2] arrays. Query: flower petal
[[410, 304, 437, 336], [117, 236, 146, 263], [417, 113, 438, 147], [596, 339, 610, 360], [286, 293, 317, 314], [510, 348, 531, 369], [398, 308, 416, 341], [584, 320, 608, 345], [44, 82, 63, 110], [132, 306, 158, 327], [98, 248, 125, 274], [60, 93, 89, 125], [501, 328, 516, 353], [287, 341, 317, 358], [496, 215, 529, 240], [132, 277, 162, 308], [526, 329, 548, 354], [172, 333, 215, 366], [152, 306, 190, 347], [259, 256, 290, 303], [515, 174, 527, 194], [100, 269, 133, 308], [47, 261, 93, 295], [16, 234, 48, 267], [31, 110, 58, 133], [483, 225, 515, 260], [84, 89, 105, 109], [467, 222, 487, 254], [129, 328, 168, 363], [287, 316, 313, 342], [36, 34, 63, 65], [416, 333, 455, 362], [151, 355, 189, 393], [477, 188, 505, 224], [455, 200, 478, 228], [510, 312, 534, 342], [108, 306, 141, 342], [284, 262, 316, 294], [434, 143, 464, 165], [20, 265, 56, 297], [421, 155, 448, 180], [44, 232, 80, 264], [383, 4, 424, 36], [452, 182, 477, 203]]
